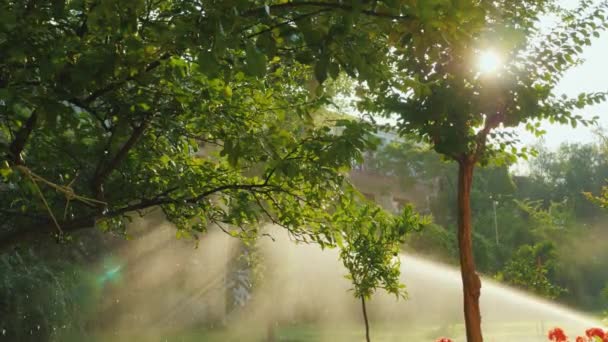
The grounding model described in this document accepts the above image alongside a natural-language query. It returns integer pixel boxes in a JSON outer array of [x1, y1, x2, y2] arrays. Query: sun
[[477, 50, 502, 74]]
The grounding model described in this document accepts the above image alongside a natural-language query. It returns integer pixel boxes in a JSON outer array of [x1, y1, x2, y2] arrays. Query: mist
[[77, 222, 600, 342]]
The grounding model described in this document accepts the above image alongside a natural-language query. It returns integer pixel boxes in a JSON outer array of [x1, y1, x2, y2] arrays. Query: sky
[[516, 0, 608, 149]]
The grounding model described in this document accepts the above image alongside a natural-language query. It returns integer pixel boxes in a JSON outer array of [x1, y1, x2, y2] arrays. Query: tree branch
[[0, 181, 288, 250], [0, 215, 95, 251], [91, 120, 149, 200], [474, 112, 505, 162], [82, 53, 171, 105], [75, 1, 100, 37], [67, 98, 108, 129], [7, 110, 38, 165], [246, 8, 332, 39], [243, 1, 413, 21], [251, 192, 282, 226]]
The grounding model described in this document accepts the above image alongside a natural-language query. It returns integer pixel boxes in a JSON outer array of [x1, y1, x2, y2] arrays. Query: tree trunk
[[361, 296, 371, 342], [457, 158, 483, 342], [266, 321, 276, 342]]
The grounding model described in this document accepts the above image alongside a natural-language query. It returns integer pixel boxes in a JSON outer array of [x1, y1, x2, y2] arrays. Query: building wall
[[348, 169, 434, 214]]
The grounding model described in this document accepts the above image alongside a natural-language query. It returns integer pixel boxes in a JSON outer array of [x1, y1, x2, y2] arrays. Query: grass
[[58, 320, 566, 341]]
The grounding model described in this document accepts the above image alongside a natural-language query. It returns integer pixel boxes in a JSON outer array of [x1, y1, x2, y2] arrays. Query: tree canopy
[[0, 0, 428, 247], [361, 0, 607, 163]]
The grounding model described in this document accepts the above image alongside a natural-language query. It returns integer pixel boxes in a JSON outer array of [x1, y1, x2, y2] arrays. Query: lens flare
[[478, 50, 502, 74]]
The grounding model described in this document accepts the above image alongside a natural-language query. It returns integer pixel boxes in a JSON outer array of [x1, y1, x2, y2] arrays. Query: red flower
[[575, 337, 586, 342], [435, 338, 452, 342], [586, 328, 605, 340], [548, 327, 568, 342]]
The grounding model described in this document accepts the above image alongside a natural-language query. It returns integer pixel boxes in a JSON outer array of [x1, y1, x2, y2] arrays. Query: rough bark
[[7, 110, 38, 165], [361, 296, 371, 342], [457, 157, 483, 342]]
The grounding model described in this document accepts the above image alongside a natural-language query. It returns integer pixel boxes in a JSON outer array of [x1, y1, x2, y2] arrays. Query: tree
[[0, 0, 426, 248], [496, 242, 565, 299], [527, 142, 608, 219], [335, 196, 428, 342], [358, 1, 608, 340], [365, 139, 450, 189]]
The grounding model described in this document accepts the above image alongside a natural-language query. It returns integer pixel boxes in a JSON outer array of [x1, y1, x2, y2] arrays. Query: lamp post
[[489, 195, 499, 245], [492, 199, 499, 245]]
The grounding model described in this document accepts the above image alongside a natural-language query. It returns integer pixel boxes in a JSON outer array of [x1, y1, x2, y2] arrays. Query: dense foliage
[[1, 0, 440, 248]]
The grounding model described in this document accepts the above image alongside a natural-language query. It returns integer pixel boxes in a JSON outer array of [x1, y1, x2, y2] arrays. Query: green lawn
[[64, 321, 562, 342]]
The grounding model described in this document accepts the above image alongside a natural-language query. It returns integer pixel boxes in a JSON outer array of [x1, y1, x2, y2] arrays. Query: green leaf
[[198, 51, 221, 77], [245, 44, 267, 77]]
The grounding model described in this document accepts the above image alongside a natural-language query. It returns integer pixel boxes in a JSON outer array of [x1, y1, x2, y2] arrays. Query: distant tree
[[515, 195, 608, 310], [496, 242, 565, 299], [527, 142, 608, 218], [359, 1, 608, 340], [365, 139, 449, 187]]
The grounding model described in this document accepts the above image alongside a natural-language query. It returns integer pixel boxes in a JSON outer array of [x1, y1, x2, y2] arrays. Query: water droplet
[[37, 325, 40, 330], [2, 329, 6, 336]]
